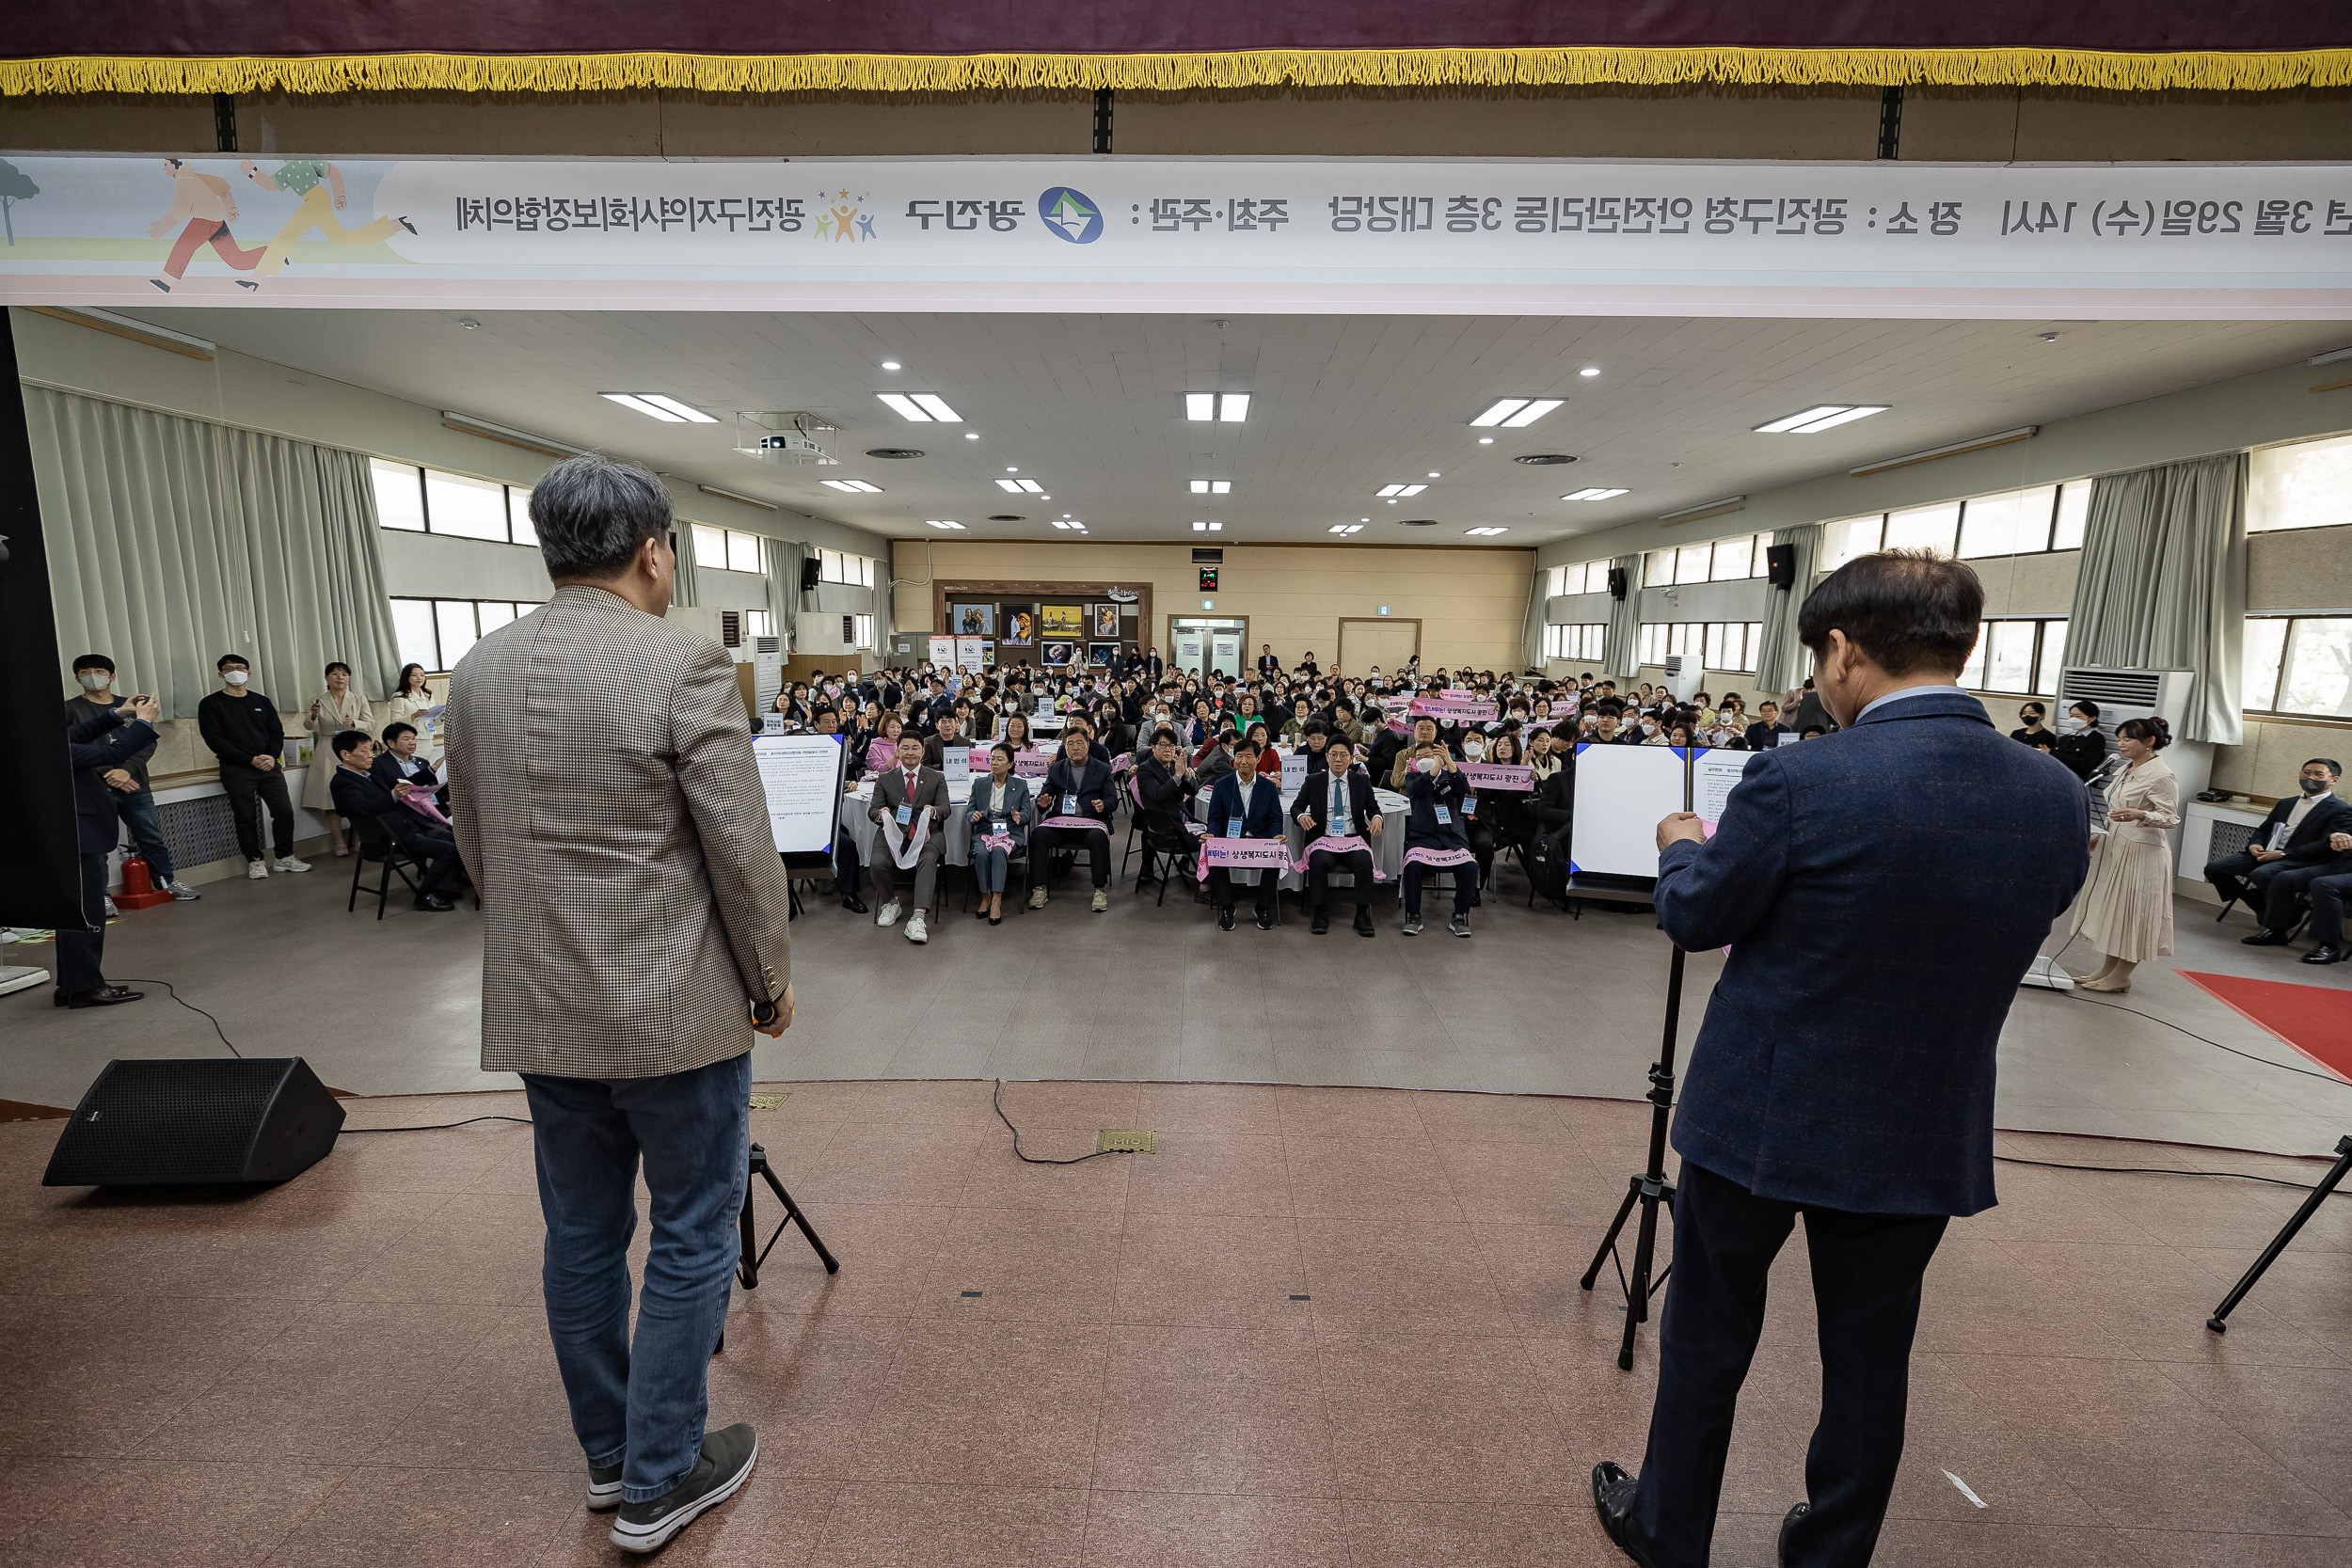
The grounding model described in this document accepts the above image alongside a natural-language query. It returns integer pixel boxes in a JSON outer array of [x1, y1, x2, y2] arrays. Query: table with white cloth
[[1188, 784, 1408, 893], [840, 778, 977, 870]]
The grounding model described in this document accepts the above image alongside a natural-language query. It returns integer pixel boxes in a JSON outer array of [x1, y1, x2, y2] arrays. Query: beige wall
[[891, 538, 1533, 673]]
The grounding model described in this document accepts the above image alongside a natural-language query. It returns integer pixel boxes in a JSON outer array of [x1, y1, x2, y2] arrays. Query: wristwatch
[[751, 997, 781, 1028]]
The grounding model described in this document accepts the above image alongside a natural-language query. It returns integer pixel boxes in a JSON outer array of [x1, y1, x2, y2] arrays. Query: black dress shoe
[[1255, 909, 1274, 930], [841, 895, 868, 914], [414, 893, 455, 911], [1217, 906, 1235, 931], [1590, 1461, 1657, 1567], [2242, 928, 2292, 945], [1779, 1502, 1809, 1566], [1311, 905, 1330, 934], [1353, 905, 1375, 937], [61, 984, 145, 1009], [2303, 944, 2345, 965]]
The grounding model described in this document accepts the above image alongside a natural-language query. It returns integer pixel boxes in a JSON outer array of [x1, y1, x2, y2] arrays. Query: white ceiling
[[120, 308, 2348, 547]]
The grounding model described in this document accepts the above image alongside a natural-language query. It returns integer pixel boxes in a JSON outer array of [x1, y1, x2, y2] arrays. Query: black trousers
[[1629, 1161, 1948, 1568], [1466, 820, 1496, 895], [1305, 846, 1375, 909], [1402, 861, 1477, 919], [218, 761, 296, 862], [2309, 872, 2352, 946], [1208, 863, 1279, 916], [56, 851, 109, 995], [1031, 823, 1109, 888], [410, 828, 465, 898]]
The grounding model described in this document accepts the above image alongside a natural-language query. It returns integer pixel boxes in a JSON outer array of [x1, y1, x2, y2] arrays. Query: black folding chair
[[347, 813, 421, 920]]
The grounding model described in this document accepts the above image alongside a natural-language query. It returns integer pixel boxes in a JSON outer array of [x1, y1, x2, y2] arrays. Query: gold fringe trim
[[4, 45, 2350, 98]]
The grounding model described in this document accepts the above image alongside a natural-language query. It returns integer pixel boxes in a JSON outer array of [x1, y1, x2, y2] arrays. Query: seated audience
[[2299, 834, 2352, 965], [1032, 728, 1116, 911], [866, 733, 947, 943], [1399, 737, 1479, 937], [1390, 715, 1443, 788], [1204, 737, 1286, 930], [1194, 730, 1239, 790], [2207, 758, 2352, 944], [966, 742, 1035, 925], [2051, 700, 2108, 781], [920, 708, 967, 768], [1295, 735, 1382, 936], [329, 729, 466, 911]]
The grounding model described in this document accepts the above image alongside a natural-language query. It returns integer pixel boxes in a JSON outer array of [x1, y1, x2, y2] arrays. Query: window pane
[[476, 601, 516, 635], [862, 556, 877, 587], [2033, 620, 2067, 695], [434, 601, 479, 668], [1959, 622, 1988, 689], [1985, 622, 2036, 691], [2243, 618, 2289, 711], [1883, 501, 1962, 555], [372, 460, 426, 531], [1674, 545, 1711, 585], [2279, 616, 2352, 717], [728, 531, 764, 575], [423, 470, 510, 542], [390, 598, 439, 671], [507, 487, 537, 546], [692, 524, 727, 570], [1821, 515, 1884, 570], [1746, 623, 1763, 670], [1710, 534, 1754, 580], [2051, 482, 2090, 550], [2249, 434, 2352, 534], [1644, 550, 1673, 587], [1704, 623, 1728, 668], [1959, 486, 2057, 558]]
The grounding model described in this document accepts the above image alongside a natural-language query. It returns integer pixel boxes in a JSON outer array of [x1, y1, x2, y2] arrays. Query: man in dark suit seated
[[2203, 758, 2352, 944], [1294, 735, 1382, 936], [1742, 700, 1795, 752], [1204, 738, 1285, 930], [2298, 835, 2352, 964], [329, 730, 466, 911], [1592, 551, 2090, 1568], [1031, 727, 1116, 912], [371, 721, 445, 807]]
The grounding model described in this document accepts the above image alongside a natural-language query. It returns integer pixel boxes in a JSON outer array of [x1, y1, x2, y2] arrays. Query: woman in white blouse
[[2072, 716, 2182, 993]]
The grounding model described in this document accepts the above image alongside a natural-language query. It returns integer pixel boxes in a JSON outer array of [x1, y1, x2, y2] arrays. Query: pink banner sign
[[1459, 762, 1534, 791], [1408, 696, 1500, 722], [1200, 837, 1295, 869], [1296, 833, 1388, 879], [1037, 815, 1110, 834], [1014, 749, 1050, 778], [1403, 846, 1479, 871]]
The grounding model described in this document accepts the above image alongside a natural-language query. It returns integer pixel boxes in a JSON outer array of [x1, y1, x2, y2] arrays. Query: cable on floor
[[1994, 1152, 2345, 1196], [2058, 988, 2352, 1088], [993, 1078, 1128, 1165], [342, 1116, 532, 1134], [117, 979, 241, 1058]]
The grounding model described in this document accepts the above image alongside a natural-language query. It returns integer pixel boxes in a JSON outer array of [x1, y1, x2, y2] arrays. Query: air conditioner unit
[[1661, 654, 1703, 703]]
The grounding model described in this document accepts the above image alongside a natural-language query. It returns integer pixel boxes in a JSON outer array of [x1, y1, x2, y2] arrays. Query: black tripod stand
[[1581, 942, 1687, 1370], [737, 1141, 839, 1289], [2206, 1132, 2350, 1334]]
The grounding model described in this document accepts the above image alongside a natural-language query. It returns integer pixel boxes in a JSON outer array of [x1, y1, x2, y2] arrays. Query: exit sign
[[1378, 606, 1391, 615], [1199, 566, 1219, 592]]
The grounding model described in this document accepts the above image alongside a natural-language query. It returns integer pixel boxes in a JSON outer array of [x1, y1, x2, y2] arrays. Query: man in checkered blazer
[[449, 454, 792, 1555]]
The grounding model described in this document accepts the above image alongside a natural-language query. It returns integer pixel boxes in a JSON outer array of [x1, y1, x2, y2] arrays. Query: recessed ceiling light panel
[[1502, 399, 1564, 428], [909, 394, 961, 421], [1464, 526, 1510, 536], [926, 519, 964, 530], [603, 392, 707, 423], [821, 479, 882, 493], [1755, 404, 1889, 434], [1470, 398, 1531, 427], [1562, 487, 1630, 501]]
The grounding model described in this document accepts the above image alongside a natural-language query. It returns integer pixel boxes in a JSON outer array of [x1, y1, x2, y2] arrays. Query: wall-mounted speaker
[[1766, 544, 1797, 588], [42, 1058, 345, 1188], [800, 558, 823, 592], [1607, 566, 1628, 600]]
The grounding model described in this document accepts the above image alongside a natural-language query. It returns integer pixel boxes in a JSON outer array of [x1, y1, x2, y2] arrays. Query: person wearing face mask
[[199, 653, 310, 879], [2009, 702, 2055, 747], [1638, 714, 1669, 746], [1398, 739, 1477, 937], [2203, 757, 2352, 946], [64, 654, 199, 901], [58, 689, 166, 1006], [2050, 700, 2108, 782]]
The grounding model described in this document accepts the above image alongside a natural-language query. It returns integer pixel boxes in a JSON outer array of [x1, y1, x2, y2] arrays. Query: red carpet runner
[[2179, 971, 2352, 1083]]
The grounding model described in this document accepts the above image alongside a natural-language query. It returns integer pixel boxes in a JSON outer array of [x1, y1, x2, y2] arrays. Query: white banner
[[4, 155, 2346, 317], [927, 635, 955, 668]]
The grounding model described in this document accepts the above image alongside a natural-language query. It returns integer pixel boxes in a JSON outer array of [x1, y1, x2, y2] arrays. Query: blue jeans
[[113, 788, 174, 885], [521, 1051, 751, 1502]]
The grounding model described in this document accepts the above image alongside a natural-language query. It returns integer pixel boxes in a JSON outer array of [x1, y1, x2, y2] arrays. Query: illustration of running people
[[146, 159, 263, 293], [243, 160, 416, 276]]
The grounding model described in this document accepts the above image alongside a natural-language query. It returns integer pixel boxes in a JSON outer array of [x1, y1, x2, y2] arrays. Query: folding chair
[[1135, 812, 1205, 906], [347, 813, 421, 920]]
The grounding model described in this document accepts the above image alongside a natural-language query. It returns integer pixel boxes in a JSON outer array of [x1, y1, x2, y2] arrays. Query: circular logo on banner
[[1039, 187, 1104, 245]]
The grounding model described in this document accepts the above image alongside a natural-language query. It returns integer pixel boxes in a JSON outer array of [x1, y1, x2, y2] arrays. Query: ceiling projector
[[735, 411, 838, 465]]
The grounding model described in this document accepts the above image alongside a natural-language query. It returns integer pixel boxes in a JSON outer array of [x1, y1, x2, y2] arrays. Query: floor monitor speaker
[[42, 1057, 345, 1187]]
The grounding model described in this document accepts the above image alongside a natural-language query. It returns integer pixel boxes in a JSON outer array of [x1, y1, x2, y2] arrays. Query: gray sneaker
[[1403, 914, 1423, 936], [1449, 912, 1472, 938], [587, 1461, 624, 1511], [166, 881, 202, 901], [610, 1424, 757, 1554]]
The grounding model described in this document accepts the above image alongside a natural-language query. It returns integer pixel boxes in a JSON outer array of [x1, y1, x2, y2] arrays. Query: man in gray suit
[[448, 455, 793, 1556], [866, 732, 948, 942]]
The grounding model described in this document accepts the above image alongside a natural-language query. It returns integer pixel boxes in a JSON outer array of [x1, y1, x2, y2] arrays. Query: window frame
[[389, 596, 545, 673], [371, 459, 540, 547], [1633, 620, 1764, 675], [2242, 612, 2352, 721], [1958, 615, 2070, 698], [2248, 434, 2352, 538]]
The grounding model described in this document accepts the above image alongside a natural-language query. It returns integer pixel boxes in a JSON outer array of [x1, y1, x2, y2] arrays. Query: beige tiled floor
[[4, 1082, 2347, 1566]]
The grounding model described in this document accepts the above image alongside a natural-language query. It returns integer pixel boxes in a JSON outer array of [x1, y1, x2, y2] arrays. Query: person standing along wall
[[197, 654, 309, 880]]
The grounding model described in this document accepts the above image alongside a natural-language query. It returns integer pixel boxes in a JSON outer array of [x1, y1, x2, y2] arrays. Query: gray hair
[[529, 454, 672, 578]]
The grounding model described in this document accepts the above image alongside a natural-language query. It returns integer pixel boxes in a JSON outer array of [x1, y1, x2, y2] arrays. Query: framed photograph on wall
[[950, 603, 995, 637], [1041, 604, 1085, 639], [1088, 641, 1119, 667], [1001, 610, 1035, 646], [1041, 640, 1076, 667], [1090, 604, 1119, 639]]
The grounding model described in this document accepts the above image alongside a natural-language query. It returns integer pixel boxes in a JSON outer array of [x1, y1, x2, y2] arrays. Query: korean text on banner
[[753, 735, 848, 856]]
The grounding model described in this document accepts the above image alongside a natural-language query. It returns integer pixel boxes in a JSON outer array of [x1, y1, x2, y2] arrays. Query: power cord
[[1994, 1152, 2344, 1196], [2059, 989, 2352, 1087], [118, 979, 240, 1058], [993, 1078, 1128, 1164], [343, 1116, 532, 1135]]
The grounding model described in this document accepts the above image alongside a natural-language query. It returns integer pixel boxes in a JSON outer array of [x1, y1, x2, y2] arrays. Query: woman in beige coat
[[2072, 716, 2180, 993], [304, 661, 373, 856]]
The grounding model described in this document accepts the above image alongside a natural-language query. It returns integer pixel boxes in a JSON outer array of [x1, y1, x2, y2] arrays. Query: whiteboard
[[753, 735, 849, 860], [1568, 743, 1688, 879]]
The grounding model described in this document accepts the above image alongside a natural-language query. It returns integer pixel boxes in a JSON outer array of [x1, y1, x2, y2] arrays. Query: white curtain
[[1753, 522, 1821, 696], [27, 387, 402, 718], [1605, 553, 1642, 679], [766, 540, 809, 648], [2069, 452, 2246, 746]]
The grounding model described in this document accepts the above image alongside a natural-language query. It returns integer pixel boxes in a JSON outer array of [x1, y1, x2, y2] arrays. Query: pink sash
[[1038, 815, 1109, 834], [978, 832, 1015, 853], [1459, 762, 1534, 791], [1403, 845, 1478, 870], [1298, 832, 1387, 879], [1200, 836, 1294, 869], [400, 789, 452, 829]]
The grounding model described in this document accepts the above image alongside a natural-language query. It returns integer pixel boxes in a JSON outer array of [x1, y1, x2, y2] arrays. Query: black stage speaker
[[1766, 544, 1798, 587], [42, 1058, 345, 1187], [1607, 566, 1628, 600], [800, 557, 823, 592]]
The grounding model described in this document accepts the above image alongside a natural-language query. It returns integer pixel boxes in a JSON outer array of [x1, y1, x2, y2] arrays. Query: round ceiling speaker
[[1515, 453, 1578, 466]]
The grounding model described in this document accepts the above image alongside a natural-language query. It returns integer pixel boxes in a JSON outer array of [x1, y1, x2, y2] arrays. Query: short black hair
[[73, 653, 114, 674], [1798, 550, 1983, 678], [1304, 718, 1328, 736], [530, 453, 674, 578], [2072, 700, 2101, 721], [1233, 738, 1261, 756], [1152, 726, 1178, 745], [217, 653, 248, 672], [324, 661, 351, 679], [2307, 757, 2344, 778], [381, 721, 417, 744], [331, 729, 372, 758]]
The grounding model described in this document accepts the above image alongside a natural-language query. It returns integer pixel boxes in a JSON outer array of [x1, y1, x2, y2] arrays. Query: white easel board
[[753, 734, 849, 860], [1568, 743, 1687, 879]]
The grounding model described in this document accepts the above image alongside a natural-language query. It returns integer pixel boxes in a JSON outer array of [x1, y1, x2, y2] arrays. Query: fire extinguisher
[[113, 855, 173, 910]]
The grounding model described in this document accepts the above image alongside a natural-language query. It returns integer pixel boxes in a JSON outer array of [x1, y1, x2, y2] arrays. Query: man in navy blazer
[[1594, 553, 2090, 1568], [1204, 737, 1286, 929], [58, 693, 164, 1007]]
